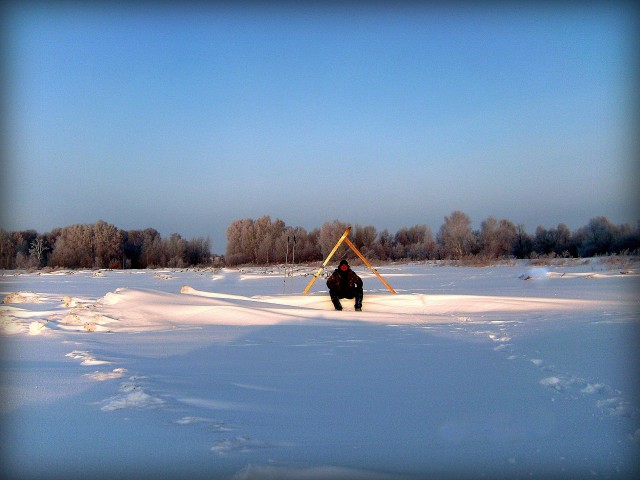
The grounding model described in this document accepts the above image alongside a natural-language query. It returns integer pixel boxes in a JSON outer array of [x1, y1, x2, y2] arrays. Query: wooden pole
[[302, 227, 352, 294], [344, 237, 396, 294]]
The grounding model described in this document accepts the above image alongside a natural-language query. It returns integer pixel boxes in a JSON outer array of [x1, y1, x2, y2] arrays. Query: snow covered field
[[1, 260, 639, 479]]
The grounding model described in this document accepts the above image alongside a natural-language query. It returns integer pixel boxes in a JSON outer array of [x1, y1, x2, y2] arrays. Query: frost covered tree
[[437, 211, 477, 259], [373, 229, 394, 260], [254, 216, 285, 264], [48, 224, 94, 268], [512, 224, 534, 259], [353, 224, 378, 258], [225, 219, 254, 265], [162, 233, 188, 267], [319, 220, 351, 260], [273, 225, 314, 264], [393, 225, 436, 260], [534, 223, 576, 257], [93, 220, 124, 268], [0, 230, 36, 269], [479, 217, 517, 258], [294, 227, 322, 263], [550, 223, 574, 256], [139, 228, 163, 268], [575, 216, 617, 257]]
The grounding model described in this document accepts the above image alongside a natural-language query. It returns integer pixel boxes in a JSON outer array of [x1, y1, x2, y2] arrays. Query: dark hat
[[339, 259, 349, 269]]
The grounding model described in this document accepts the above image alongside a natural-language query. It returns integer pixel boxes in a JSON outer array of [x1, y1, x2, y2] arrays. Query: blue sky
[[2, 2, 638, 253]]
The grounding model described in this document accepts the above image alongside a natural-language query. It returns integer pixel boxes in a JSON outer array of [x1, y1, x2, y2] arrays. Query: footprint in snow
[[538, 373, 638, 420], [485, 326, 639, 429], [595, 397, 635, 417], [98, 379, 164, 412], [84, 368, 128, 381]]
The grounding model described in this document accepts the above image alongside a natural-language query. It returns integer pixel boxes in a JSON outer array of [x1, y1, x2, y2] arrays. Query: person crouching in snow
[[326, 259, 363, 311]]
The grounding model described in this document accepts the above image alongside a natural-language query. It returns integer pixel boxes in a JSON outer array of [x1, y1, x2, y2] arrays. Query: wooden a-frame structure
[[302, 227, 396, 294]]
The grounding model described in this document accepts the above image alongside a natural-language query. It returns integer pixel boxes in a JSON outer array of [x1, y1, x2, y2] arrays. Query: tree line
[[0, 220, 212, 270], [224, 213, 639, 266], [0, 213, 638, 270]]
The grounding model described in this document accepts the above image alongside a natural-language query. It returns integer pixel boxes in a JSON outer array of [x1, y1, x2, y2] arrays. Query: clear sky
[[2, 1, 638, 254]]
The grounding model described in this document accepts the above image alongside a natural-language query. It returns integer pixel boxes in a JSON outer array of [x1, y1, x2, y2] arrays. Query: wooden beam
[[344, 237, 396, 294]]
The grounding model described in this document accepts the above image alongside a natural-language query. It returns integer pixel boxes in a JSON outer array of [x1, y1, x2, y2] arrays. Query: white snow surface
[[1, 261, 639, 479]]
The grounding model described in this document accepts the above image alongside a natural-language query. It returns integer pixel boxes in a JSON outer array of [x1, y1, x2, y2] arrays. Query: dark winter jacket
[[326, 266, 363, 292]]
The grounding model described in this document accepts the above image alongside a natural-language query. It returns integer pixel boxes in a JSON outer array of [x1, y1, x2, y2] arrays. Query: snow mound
[[100, 289, 126, 305], [62, 296, 81, 307], [3, 291, 41, 304], [29, 320, 47, 335]]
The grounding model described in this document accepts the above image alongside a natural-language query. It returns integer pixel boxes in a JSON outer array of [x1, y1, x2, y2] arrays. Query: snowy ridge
[[2, 284, 622, 335]]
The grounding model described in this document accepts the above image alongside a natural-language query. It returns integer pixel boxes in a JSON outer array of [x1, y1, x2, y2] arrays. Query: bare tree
[[0, 229, 17, 269], [185, 237, 211, 266], [512, 224, 534, 259], [29, 236, 48, 267]]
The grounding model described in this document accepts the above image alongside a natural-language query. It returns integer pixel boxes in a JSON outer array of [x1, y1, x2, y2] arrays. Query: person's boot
[[354, 293, 363, 312], [331, 295, 342, 311]]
